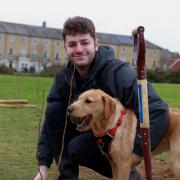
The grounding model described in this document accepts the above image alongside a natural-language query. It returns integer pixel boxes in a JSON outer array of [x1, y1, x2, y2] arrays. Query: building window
[[132, 58, 136, 66], [21, 36, 28, 44], [0, 33, 3, 41], [121, 47, 127, 53], [21, 63, 28, 72], [9, 35, 15, 43], [55, 53, 60, 60], [56, 40, 61, 47], [152, 60, 156, 68], [32, 38, 38, 45], [44, 39, 49, 47], [19, 48, 26, 57], [31, 50, 37, 59], [163, 64, 168, 70], [152, 50, 158, 56], [44, 51, 48, 58], [9, 61, 13, 68], [8, 48, 14, 56], [0, 48, 2, 56]]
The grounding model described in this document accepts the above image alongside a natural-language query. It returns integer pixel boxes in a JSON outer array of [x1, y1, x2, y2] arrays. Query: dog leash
[[57, 64, 76, 171], [36, 87, 46, 180]]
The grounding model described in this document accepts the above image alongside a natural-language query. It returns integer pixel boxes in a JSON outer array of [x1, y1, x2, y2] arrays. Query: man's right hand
[[34, 165, 48, 180]]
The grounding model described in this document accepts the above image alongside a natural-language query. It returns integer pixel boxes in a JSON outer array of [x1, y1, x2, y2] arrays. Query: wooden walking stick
[[132, 26, 152, 180]]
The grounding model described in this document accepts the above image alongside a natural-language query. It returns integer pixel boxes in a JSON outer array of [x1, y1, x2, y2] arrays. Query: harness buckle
[[97, 138, 104, 148]]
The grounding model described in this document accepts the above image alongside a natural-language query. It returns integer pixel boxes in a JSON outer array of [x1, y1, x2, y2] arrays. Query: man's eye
[[82, 42, 89, 45], [68, 44, 76, 47], [85, 99, 92, 103]]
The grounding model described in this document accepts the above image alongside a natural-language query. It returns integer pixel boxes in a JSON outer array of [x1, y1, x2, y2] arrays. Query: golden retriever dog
[[68, 89, 180, 180]]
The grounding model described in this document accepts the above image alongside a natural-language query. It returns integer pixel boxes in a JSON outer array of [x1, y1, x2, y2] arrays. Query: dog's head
[[68, 89, 118, 132]]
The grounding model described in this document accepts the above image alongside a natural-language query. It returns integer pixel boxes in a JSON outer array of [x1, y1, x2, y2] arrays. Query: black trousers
[[58, 132, 112, 180]]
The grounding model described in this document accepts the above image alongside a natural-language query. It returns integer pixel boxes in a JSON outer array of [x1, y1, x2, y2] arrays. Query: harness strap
[[94, 110, 126, 158], [108, 110, 126, 137], [94, 110, 139, 159]]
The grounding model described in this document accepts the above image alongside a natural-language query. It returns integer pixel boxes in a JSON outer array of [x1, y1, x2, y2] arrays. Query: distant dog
[[68, 89, 180, 179]]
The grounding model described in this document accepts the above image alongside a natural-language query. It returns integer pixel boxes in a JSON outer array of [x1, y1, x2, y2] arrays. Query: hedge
[[1, 64, 179, 84], [40, 64, 65, 77], [147, 69, 180, 83], [0, 65, 16, 75]]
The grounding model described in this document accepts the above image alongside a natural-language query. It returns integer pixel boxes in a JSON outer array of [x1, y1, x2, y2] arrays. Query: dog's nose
[[67, 106, 73, 114]]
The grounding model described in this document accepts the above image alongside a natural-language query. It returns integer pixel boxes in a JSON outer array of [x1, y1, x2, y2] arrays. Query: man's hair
[[62, 16, 96, 40]]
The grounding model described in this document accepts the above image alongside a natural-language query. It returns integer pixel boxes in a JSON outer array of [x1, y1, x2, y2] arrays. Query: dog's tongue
[[77, 115, 91, 129]]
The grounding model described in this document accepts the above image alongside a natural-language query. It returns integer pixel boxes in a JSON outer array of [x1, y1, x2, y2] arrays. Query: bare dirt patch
[[137, 159, 175, 180], [79, 158, 175, 180]]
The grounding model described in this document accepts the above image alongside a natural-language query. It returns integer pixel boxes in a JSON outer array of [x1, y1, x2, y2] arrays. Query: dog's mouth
[[71, 115, 92, 130]]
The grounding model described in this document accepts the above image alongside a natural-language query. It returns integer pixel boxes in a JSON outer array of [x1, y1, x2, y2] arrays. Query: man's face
[[64, 33, 99, 69]]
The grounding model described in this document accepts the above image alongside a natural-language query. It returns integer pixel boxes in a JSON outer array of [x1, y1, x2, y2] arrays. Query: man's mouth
[[74, 55, 86, 57], [71, 115, 92, 129]]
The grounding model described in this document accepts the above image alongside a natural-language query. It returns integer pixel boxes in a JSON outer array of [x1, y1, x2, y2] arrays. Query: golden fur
[[68, 89, 180, 180]]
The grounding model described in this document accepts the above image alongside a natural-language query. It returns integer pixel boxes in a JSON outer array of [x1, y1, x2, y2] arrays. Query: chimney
[[42, 21, 46, 28]]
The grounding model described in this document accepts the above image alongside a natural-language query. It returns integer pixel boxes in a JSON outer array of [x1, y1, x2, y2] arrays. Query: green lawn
[[0, 74, 53, 106], [153, 83, 180, 108], [0, 74, 179, 179]]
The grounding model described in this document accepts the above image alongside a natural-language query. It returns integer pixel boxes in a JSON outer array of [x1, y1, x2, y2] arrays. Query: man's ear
[[102, 95, 115, 119], [95, 39, 99, 51]]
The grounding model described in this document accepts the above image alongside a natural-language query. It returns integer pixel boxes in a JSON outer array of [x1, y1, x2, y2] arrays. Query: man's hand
[[34, 165, 48, 180]]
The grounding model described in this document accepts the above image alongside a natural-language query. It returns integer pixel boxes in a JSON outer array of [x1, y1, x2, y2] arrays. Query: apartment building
[[0, 21, 162, 73]]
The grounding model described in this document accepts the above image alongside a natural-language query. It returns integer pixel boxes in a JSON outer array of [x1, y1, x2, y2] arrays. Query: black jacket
[[37, 46, 169, 167]]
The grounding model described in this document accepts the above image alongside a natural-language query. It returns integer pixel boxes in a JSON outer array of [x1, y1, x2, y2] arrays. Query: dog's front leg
[[110, 110, 137, 180], [116, 160, 132, 180], [110, 161, 118, 180], [111, 160, 132, 180], [110, 142, 132, 180]]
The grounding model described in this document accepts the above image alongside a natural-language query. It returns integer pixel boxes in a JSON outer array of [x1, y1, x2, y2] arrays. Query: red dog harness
[[94, 111, 126, 158]]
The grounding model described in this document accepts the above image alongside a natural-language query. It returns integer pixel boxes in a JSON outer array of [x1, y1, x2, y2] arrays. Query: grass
[[0, 74, 179, 179], [0, 109, 38, 179], [0, 75, 53, 179], [0, 74, 52, 106], [153, 83, 180, 108]]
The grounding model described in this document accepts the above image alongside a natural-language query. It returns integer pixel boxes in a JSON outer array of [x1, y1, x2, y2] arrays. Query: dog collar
[[94, 110, 126, 137], [94, 110, 126, 158]]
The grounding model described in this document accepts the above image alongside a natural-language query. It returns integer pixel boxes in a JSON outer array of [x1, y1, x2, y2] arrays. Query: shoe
[[129, 168, 141, 180]]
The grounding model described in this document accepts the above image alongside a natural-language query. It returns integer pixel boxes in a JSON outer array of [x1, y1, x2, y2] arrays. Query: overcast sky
[[1, 0, 179, 52]]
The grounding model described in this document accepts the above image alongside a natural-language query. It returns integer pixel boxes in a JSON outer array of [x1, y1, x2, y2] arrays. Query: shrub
[[0, 65, 16, 74], [147, 69, 180, 83], [166, 69, 180, 83], [40, 64, 65, 77]]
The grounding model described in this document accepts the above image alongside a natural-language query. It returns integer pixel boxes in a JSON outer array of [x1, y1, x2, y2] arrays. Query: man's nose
[[76, 44, 83, 52]]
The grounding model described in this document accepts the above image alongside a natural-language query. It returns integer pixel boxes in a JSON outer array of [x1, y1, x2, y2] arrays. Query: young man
[[34, 16, 169, 180]]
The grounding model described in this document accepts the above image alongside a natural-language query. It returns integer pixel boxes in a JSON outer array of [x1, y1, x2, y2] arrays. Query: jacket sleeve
[[37, 72, 67, 168]]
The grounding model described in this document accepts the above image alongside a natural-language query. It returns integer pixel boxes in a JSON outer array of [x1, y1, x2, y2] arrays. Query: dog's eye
[[85, 99, 92, 104]]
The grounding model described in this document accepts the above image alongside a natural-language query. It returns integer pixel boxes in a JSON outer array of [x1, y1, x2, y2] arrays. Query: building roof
[[0, 21, 61, 39], [96, 32, 161, 49], [0, 21, 161, 49]]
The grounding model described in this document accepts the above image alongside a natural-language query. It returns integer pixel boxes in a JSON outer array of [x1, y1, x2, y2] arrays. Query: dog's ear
[[102, 95, 116, 119]]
